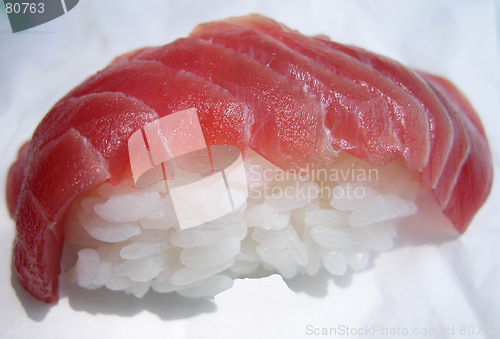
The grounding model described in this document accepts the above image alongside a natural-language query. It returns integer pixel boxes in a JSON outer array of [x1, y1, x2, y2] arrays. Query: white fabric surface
[[0, 1, 499, 338]]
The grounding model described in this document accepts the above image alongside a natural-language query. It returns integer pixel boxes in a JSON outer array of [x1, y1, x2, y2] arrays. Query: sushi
[[6, 14, 493, 304]]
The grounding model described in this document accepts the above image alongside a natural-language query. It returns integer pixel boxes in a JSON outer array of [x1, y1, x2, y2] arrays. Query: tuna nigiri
[[6, 14, 493, 304]]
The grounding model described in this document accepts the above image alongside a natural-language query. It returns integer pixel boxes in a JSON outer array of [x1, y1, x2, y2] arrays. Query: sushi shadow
[[58, 276, 217, 320], [11, 263, 52, 322], [283, 257, 378, 297], [11, 262, 216, 321], [284, 269, 355, 297]]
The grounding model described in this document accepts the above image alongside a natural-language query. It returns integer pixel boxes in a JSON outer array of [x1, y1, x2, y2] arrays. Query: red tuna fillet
[[6, 15, 493, 304], [215, 14, 452, 188], [189, 14, 492, 232]]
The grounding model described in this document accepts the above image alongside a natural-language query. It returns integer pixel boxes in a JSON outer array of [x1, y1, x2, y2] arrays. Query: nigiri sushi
[[6, 14, 493, 304]]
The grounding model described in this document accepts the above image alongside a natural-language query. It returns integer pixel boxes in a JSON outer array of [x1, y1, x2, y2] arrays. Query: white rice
[[64, 149, 423, 298]]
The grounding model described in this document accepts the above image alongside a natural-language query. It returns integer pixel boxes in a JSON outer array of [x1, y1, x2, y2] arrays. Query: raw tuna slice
[[130, 38, 336, 170], [217, 14, 452, 187], [189, 18, 431, 170], [188, 14, 492, 233], [8, 93, 158, 303]]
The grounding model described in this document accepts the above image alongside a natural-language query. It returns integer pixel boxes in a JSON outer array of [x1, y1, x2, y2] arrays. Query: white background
[[0, 0, 499, 338]]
